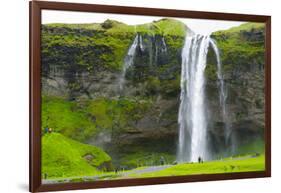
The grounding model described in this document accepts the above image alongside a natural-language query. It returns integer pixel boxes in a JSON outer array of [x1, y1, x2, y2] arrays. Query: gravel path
[[121, 165, 172, 177], [42, 165, 172, 184]]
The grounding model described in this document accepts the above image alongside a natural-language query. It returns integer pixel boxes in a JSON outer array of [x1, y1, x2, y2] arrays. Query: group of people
[[44, 127, 53, 134]]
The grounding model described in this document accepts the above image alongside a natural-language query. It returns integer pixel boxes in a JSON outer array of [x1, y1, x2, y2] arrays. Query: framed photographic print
[[29, 1, 271, 192]]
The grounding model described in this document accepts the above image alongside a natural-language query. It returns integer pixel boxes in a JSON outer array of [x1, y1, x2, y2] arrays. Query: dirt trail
[[121, 165, 172, 177], [42, 165, 172, 184]]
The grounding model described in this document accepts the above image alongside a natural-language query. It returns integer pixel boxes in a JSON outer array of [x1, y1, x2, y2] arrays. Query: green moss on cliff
[[42, 18, 188, 74], [42, 95, 153, 141], [85, 97, 152, 133], [42, 96, 97, 141], [207, 22, 265, 80]]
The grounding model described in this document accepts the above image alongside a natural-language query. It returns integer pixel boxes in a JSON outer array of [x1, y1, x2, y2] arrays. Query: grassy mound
[[42, 132, 112, 179]]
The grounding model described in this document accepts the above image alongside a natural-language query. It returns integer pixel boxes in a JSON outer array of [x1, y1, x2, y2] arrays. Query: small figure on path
[[160, 156, 165, 165], [115, 167, 119, 174], [198, 156, 204, 163]]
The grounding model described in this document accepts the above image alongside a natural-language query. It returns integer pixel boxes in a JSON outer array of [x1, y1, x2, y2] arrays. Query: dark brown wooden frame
[[29, 0, 271, 192]]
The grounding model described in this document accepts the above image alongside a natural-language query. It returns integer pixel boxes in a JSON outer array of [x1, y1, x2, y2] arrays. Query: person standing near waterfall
[[198, 156, 204, 163]]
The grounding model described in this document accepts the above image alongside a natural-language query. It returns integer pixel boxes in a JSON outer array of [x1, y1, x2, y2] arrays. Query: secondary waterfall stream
[[119, 34, 167, 92], [119, 35, 139, 91], [209, 39, 232, 152], [177, 34, 229, 162]]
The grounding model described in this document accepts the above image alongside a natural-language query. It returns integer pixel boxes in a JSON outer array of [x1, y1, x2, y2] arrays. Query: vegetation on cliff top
[[42, 132, 112, 178], [206, 22, 265, 80], [45, 18, 188, 36], [216, 22, 265, 34], [42, 18, 188, 73]]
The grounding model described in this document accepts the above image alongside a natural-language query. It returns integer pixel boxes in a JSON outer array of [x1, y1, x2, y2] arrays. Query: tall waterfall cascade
[[177, 34, 229, 162]]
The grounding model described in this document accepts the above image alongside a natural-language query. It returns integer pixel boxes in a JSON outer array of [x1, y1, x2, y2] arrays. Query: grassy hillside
[[42, 133, 112, 179]]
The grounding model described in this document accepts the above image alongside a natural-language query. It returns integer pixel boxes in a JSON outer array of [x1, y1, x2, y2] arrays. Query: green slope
[[42, 132, 112, 179]]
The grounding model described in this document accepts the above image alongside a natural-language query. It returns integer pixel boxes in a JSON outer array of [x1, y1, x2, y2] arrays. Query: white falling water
[[178, 35, 210, 162], [139, 35, 145, 52], [210, 39, 227, 119], [210, 39, 233, 153], [119, 35, 139, 91], [161, 37, 167, 52], [178, 34, 230, 162]]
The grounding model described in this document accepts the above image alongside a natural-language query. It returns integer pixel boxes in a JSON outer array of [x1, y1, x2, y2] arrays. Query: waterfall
[[139, 35, 145, 52], [161, 37, 167, 53], [177, 34, 231, 162], [177, 35, 210, 162], [119, 35, 139, 91], [209, 39, 232, 148], [118, 34, 167, 92]]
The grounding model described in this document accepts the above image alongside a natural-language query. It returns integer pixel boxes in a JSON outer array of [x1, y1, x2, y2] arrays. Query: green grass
[[53, 154, 265, 182], [127, 154, 265, 178], [42, 132, 112, 179]]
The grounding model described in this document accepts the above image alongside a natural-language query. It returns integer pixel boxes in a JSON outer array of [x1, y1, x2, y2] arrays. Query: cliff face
[[41, 20, 265, 167], [207, 23, 265, 154], [41, 19, 187, 99], [42, 19, 188, 167]]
